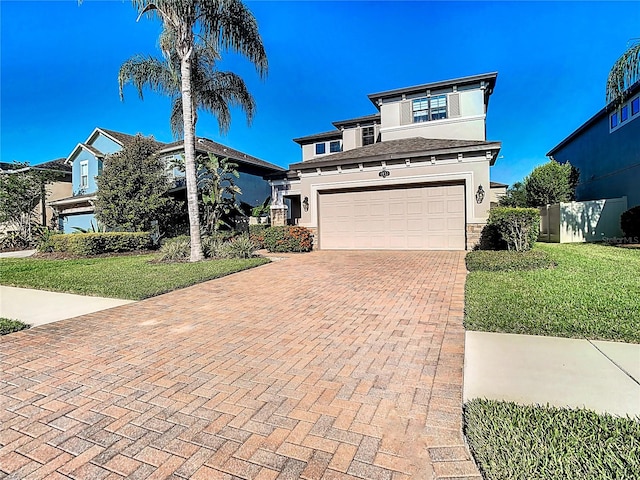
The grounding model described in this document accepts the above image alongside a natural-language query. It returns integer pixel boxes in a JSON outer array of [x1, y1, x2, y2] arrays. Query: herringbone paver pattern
[[0, 251, 479, 479]]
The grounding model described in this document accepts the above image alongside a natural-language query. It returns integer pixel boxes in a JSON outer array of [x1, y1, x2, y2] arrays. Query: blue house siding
[[62, 213, 95, 233], [236, 171, 272, 206], [91, 134, 122, 155], [71, 150, 102, 195], [551, 111, 640, 208]]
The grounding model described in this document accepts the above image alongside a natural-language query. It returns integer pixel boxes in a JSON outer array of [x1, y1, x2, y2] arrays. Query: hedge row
[[466, 249, 555, 272], [40, 232, 153, 256]]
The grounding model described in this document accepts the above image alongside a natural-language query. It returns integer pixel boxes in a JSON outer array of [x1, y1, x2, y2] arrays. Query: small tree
[[0, 163, 58, 247], [499, 181, 527, 208], [524, 160, 579, 207], [95, 135, 179, 233]]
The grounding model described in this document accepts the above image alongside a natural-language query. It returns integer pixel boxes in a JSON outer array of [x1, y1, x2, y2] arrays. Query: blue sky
[[1, 1, 639, 186]]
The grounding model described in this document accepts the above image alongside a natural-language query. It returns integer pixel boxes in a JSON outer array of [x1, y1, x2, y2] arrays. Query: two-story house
[[269, 72, 502, 250], [49, 127, 284, 233], [547, 80, 640, 209]]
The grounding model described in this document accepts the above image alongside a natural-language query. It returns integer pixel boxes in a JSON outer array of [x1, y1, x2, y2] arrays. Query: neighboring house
[[0, 159, 72, 231], [489, 181, 508, 208], [269, 72, 502, 250], [49, 127, 284, 233], [547, 80, 640, 208]]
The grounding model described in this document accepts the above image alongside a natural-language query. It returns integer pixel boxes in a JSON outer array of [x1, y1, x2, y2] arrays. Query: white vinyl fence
[[539, 197, 628, 243]]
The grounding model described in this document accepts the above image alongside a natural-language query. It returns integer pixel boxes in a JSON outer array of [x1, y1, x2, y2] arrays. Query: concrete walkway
[[0, 249, 36, 258], [0, 251, 478, 480], [0, 286, 134, 327], [464, 331, 640, 417]]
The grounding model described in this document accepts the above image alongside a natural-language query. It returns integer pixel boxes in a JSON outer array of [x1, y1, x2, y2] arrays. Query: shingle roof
[[80, 143, 105, 158], [97, 128, 167, 150], [159, 137, 285, 172], [289, 137, 501, 169], [292, 130, 343, 145], [332, 113, 381, 128], [37, 158, 72, 173]]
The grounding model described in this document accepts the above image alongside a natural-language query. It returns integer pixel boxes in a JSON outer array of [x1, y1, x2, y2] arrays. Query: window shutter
[[374, 124, 381, 143], [448, 93, 461, 117], [400, 100, 412, 125], [355, 127, 362, 147]]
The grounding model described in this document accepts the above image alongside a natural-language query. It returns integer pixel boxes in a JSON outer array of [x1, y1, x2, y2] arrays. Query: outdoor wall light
[[302, 196, 309, 212], [475, 185, 485, 204]]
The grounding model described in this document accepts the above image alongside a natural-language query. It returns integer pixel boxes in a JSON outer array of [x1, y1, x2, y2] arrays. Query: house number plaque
[[379, 169, 390, 178]]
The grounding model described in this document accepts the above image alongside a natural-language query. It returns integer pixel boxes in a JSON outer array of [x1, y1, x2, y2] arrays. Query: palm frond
[[606, 40, 640, 106], [196, 0, 268, 78], [118, 55, 179, 101]]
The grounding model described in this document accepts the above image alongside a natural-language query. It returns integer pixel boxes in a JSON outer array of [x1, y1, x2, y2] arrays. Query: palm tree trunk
[[181, 55, 204, 262]]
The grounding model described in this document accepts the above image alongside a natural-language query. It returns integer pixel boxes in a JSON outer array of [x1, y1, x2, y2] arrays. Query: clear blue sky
[[2, 1, 639, 186]]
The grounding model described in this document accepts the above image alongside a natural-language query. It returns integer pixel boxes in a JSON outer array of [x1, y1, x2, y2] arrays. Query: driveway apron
[[0, 251, 477, 479]]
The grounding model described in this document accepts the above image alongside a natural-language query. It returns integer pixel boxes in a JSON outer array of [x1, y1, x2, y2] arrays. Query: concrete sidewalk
[[464, 331, 640, 417], [0, 285, 134, 327]]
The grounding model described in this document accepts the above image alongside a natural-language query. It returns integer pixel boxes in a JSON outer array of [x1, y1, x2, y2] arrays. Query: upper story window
[[329, 140, 342, 153], [80, 161, 89, 189], [362, 126, 375, 146], [315, 143, 326, 155], [412, 95, 447, 123], [610, 92, 640, 132], [621, 105, 629, 122]]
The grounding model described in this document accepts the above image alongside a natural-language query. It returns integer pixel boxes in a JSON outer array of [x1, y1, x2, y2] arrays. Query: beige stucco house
[[269, 72, 502, 250]]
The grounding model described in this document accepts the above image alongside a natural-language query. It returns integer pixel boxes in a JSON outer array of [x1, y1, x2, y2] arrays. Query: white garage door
[[318, 184, 466, 250]]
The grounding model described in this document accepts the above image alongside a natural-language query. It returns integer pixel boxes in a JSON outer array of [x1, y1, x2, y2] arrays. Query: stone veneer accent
[[466, 223, 485, 250], [270, 205, 287, 227]]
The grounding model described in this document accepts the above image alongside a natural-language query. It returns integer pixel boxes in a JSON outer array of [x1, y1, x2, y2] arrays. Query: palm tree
[[119, 29, 256, 138], [606, 40, 639, 106], [126, 0, 267, 261]]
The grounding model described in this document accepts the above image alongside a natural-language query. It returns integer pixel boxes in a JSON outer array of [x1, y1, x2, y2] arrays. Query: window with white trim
[[315, 143, 326, 155], [329, 140, 342, 153], [80, 161, 89, 189], [412, 95, 447, 123], [362, 127, 375, 146]]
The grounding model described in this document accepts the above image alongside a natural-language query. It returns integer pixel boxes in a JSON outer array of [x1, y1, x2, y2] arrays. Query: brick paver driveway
[[1, 251, 479, 479]]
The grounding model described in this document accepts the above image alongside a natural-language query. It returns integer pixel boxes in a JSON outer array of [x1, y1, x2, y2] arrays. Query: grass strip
[[0, 255, 269, 300], [0, 318, 30, 335], [464, 399, 640, 480], [464, 243, 640, 343]]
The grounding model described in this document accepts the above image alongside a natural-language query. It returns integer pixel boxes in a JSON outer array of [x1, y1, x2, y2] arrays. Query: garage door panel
[[319, 184, 465, 250]]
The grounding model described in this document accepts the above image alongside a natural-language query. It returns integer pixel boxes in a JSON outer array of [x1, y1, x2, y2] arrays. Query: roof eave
[[367, 72, 498, 107], [289, 142, 502, 170]]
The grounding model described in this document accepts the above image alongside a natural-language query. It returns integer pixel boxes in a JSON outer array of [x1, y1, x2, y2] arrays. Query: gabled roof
[[0, 159, 71, 175], [289, 137, 501, 170], [95, 128, 140, 146], [367, 72, 498, 108], [292, 130, 343, 145], [158, 137, 285, 172]]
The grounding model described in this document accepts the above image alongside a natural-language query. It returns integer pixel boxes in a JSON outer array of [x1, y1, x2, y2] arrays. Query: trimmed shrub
[[474, 223, 508, 251], [620, 206, 640, 239], [249, 224, 269, 249], [263, 226, 313, 253], [221, 235, 257, 259], [489, 207, 540, 252], [466, 249, 555, 272], [0, 318, 30, 335], [46, 232, 153, 256]]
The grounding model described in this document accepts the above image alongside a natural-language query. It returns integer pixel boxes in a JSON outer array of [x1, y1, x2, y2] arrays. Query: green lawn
[[0, 255, 269, 300], [465, 243, 640, 343], [464, 399, 640, 480]]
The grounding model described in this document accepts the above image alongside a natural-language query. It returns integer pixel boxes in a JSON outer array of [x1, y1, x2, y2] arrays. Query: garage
[[318, 183, 466, 250]]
